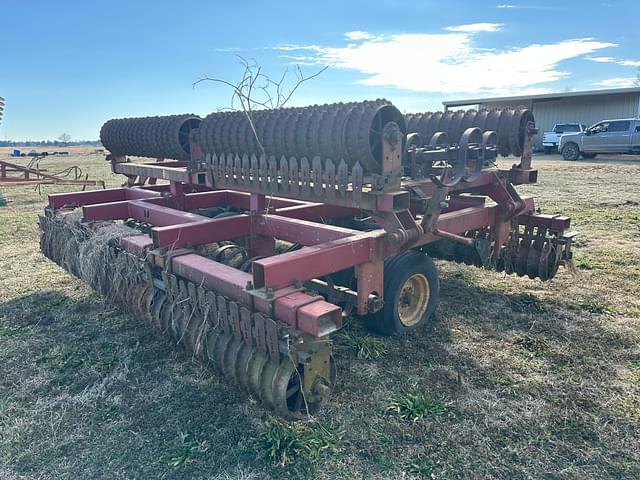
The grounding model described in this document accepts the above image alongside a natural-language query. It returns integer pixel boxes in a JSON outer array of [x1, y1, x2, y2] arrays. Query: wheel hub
[[397, 273, 430, 327]]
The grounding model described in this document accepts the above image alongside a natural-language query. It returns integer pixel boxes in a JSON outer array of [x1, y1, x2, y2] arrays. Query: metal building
[[443, 87, 640, 151]]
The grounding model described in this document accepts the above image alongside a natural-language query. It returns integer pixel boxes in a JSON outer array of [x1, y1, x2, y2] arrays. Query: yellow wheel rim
[[397, 273, 430, 327]]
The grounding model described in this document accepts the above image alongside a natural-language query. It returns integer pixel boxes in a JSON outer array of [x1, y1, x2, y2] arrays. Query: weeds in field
[[407, 456, 434, 478], [257, 421, 304, 467], [509, 293, 546, 314], [161, 432, 209, 472], [574, 255, 603, 270], [579, 300, 618, 316], [257, 420, 344, 468], [513, 334, 549, 357], [36, 341, 120, 385], [387, 392, 447, 421], [339, 333, 386, 360], [0, 323, 31, 337]]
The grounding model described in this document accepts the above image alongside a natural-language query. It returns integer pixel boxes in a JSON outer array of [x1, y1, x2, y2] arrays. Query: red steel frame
[[47, 158, 571, 341]]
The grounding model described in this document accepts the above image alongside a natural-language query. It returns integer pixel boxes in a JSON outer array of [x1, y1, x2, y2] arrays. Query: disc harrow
[[41, 97, 576, 420], [40, 211, 335, 419], [423, 221, 573, 281], [405, 108, 534, 157]]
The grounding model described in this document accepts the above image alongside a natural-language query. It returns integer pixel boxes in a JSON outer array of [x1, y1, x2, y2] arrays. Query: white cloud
[[281, 30, 617, 96], [586, 56, 640, 67], [494, 4, 555, 9], [596, 77, 639, 88], [588, 56, 615, 63], [273, 44, 322, 52], [445, 23, 503, 33], [345, 31, 378, 41]]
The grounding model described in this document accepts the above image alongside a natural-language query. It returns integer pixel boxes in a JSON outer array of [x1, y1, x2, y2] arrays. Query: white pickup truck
[[542, 123, 587, 154], [559, 118, 640, 160]]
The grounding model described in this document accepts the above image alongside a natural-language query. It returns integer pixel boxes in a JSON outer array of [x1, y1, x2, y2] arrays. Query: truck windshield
[[554, 124, 581, 133]]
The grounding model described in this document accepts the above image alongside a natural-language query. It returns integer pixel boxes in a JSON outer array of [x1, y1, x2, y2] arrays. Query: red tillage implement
[[40, 101, 575, 418]]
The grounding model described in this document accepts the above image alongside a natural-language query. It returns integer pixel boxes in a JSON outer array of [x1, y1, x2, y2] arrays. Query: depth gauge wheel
[[368, 251, 440, 336]]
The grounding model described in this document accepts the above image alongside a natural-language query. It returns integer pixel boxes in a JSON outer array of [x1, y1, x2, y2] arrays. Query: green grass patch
[[338, 333, 387, 360], [256, 420, 344, 469], [36, 341, 120, 377], [513, 334, 549, 358], [510, 293, 546, 314], [387, 392, 448, 421], [0, 323, 31, 337], [568, 207, 640, 229], [573, 255, 604, 270], [407, 456, 434, 478], [578, 300, 618, 316], [159, 432, 209, 474]]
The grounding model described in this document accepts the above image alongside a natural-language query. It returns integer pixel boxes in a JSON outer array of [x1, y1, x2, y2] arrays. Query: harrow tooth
[[228, 300, 242, 339], [300, 157, 311, 197], [239, 306, 253, 346], [279, 156, 290, 194], [135, 284, 153, 323], [205, 326, 223, 366], [246, 350, 270, 399], [217, 295, 230, 333], [289, 156, 300, 196], [312, 156, 323, 197], [183, 309, 204, 356], [159, 293, 173, 336], [259, 358, 280, 409], [235, 343, 255, 392], [222, 338, 245, 384], [151, 289, 167, 331], [212, 332, 235, 373]]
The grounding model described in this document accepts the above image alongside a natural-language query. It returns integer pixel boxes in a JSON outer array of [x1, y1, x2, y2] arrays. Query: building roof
[[443, 86, 640, 108]]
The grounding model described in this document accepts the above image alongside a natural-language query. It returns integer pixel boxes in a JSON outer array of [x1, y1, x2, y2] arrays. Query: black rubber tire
[[543, 146, 553, 155], [367, 251, 439, 336], [581, 152, 597, 159], [561, 143, 580, 161]]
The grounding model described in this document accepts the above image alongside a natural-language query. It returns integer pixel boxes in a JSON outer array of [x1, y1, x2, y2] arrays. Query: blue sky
[[1, 0, 639, 140]]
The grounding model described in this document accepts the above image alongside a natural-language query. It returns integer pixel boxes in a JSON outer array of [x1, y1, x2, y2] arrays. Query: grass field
[[1, 152, 639, 479]]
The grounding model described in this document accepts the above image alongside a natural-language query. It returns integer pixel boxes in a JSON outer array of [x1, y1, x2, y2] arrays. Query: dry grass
[[1, 152, 639, 479]]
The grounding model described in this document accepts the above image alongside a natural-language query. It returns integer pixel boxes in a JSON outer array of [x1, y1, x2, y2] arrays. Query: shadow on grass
[[0, 291, 272, 479], [1, 278, 639, 479]]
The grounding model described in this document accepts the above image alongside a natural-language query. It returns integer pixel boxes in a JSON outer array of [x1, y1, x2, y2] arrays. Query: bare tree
[[193, 56, 327, 154], [58, 133, 71, 145]]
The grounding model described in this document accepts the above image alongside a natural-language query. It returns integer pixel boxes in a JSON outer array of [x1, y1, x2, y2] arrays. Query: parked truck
[[542, 123, 586, 154], [559, 118, 640, 160]]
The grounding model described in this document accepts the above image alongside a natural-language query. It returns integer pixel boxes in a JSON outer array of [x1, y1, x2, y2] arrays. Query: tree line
[[0, 140, 101, 147]]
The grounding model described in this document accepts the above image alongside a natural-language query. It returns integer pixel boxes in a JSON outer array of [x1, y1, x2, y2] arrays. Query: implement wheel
[[368, 251, 439, 336]]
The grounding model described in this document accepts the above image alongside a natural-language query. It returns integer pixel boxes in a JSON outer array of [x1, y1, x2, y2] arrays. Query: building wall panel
[[479, 93, 640, 151]]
